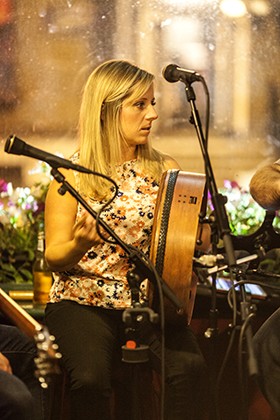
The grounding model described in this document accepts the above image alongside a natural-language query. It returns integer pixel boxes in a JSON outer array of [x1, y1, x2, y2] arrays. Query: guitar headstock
[[34, 325, 62, 388]]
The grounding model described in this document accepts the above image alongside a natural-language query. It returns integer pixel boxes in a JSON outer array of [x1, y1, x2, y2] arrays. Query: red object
[[126, 340, 137, 349]]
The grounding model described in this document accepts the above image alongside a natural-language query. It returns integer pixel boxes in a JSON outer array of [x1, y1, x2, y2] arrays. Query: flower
[[0, 179, 8, 194], [0, 162, 52, 284], [208, 180, 280, 236]]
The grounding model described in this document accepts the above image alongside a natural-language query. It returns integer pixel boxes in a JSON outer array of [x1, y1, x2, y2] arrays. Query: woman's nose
[[146, 105, 158, 120]]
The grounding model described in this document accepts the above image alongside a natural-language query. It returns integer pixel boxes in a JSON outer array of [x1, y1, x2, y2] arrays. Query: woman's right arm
[[44, 169, 101, 272]]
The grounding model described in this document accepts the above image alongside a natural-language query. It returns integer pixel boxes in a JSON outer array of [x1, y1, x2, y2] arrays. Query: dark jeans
[[45, 300, 209, 420], [253, 307, 280, 417], [0, 324, 47, 420]]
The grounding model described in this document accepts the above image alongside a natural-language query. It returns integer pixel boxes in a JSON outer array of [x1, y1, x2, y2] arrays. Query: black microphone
[[162, 64, 203, 84], [4, 135, 92, 174]]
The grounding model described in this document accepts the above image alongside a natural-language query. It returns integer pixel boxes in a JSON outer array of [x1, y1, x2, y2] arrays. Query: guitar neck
[[0, 288, 41, 338]]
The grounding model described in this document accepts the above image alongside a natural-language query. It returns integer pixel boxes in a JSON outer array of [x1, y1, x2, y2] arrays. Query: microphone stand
[[236, 271, 258, 420], [50, 167, 180, 420], [184, 82, 236, 267], [183, 80, 258, 420], [122, 271, 160, 420]]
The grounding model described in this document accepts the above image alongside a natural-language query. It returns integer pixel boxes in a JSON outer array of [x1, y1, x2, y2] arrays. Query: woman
[[44, 59, 209, 420]]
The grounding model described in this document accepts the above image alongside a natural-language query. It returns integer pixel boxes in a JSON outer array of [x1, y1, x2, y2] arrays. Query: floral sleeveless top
[[49, 156, 159, 309]]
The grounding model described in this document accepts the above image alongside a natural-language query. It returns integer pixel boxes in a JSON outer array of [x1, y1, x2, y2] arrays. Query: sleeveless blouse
[[48, 156, 159, 309]]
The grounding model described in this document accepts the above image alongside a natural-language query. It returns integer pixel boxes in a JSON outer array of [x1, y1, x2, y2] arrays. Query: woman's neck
[[120, 146, 137, 163]]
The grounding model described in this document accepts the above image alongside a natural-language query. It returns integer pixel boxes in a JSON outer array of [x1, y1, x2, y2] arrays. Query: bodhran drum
[[149, 169, 205, 324]]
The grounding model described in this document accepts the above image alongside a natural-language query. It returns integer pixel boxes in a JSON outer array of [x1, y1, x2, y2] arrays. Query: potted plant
[[0, 162, 51, 284]]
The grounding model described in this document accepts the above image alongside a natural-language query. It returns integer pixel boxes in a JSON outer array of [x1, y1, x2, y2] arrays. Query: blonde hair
[[78, 59, 165, 198]]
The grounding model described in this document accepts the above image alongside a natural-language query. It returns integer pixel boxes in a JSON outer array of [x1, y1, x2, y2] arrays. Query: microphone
[[4, 135, 92, 174], [162, 64, 203, 84]]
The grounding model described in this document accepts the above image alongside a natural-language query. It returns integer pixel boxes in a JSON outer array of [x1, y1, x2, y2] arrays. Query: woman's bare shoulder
[[161, 153, 181, 170]]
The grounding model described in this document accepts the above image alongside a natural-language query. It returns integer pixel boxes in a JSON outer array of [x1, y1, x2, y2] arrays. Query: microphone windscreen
[[162, 64, 178, 83]]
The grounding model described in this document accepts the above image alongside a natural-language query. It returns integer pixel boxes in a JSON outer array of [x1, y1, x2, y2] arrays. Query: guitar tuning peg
[[38, 376, 49, 389], [51, 342, 59, 350], [55, 351, 62, 360], [36, 331, 46, 342]]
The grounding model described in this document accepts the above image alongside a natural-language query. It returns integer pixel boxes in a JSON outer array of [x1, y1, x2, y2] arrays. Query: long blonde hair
[[78, 59, 165, 198]]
